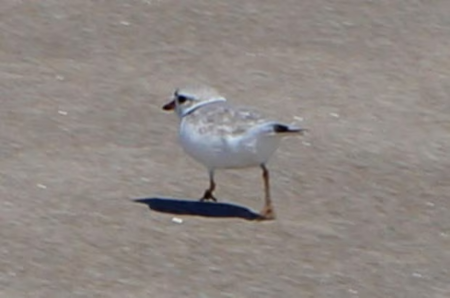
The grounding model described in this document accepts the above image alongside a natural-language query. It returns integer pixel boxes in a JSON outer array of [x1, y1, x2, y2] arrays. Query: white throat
[[180, 97, 226, 118]]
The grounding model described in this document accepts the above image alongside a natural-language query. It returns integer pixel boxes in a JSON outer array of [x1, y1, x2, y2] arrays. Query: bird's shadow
[[133, 197, 262, 220]]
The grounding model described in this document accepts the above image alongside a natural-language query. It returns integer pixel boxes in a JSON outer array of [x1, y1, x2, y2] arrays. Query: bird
[[162, 85, 304, 220]]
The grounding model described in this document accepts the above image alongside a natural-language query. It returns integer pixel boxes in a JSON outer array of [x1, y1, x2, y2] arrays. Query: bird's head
[[162, 86, 226, 118]]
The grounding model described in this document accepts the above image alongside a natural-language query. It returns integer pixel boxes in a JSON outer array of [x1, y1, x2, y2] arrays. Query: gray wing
[[187, 102, 302, 137], [192, 103, 270, 137]]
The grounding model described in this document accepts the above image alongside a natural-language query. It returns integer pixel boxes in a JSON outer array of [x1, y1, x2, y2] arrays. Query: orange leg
[[258, 164, 275, 220], [200, 170, 218, 202]]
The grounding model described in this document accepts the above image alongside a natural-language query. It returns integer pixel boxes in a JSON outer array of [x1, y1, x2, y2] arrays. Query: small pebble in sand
[[172, 217, 183, 224]]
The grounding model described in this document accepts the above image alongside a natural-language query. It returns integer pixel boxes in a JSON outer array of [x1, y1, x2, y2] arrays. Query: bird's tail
[[272, 124, 307, 135]]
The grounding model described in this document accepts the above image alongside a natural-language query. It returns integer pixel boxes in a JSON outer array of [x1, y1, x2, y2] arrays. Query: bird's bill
[[162, 100, 176, 111]]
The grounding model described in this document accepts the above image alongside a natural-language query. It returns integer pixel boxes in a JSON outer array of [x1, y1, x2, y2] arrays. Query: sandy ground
[[1, 1, 450, 297]]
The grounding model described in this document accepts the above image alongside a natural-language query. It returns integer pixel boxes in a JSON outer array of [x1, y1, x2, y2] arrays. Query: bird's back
[[183, 101, 270, 138]]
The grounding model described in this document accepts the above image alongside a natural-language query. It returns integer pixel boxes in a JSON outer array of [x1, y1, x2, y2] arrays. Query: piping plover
[[162, 86, 304, 220]]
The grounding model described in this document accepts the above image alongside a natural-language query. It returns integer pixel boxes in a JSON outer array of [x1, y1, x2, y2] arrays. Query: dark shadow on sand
[[134, 197, 261, 220]]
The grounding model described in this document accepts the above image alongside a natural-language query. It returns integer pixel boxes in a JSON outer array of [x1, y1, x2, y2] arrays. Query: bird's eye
[[177, 95, 188, 104]]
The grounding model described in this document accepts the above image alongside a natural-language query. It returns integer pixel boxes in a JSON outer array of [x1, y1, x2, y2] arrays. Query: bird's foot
[[199, 190, 218, 202], [257, 205, 276, 221]]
